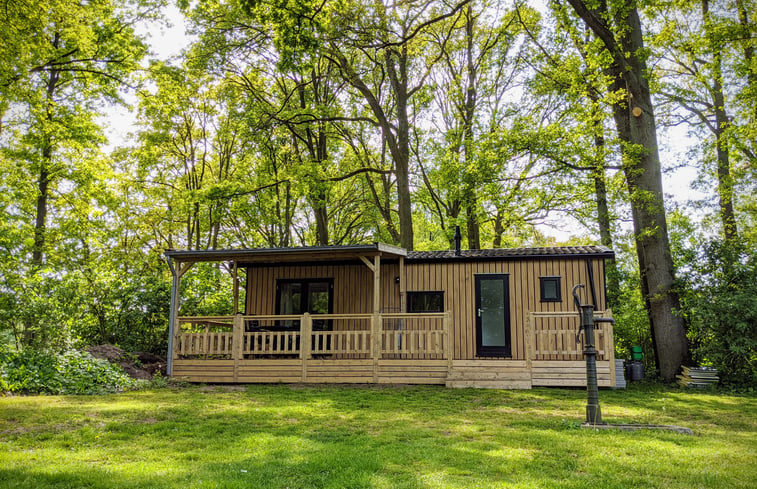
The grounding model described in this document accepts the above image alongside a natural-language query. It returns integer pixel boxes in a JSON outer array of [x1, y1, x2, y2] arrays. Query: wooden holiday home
[[165, 242, 617, 388]]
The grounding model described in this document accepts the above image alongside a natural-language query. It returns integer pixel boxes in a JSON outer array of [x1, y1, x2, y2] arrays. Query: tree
[[0, 0, 153, 265], [653, 0, 752, 244], [565, 0, 690, 381], [421, 1, 530, 249], [242, 0, 472, 250]]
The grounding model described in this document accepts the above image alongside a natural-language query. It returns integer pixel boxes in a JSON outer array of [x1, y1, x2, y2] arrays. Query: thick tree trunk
[[567, 0, 690, 381]]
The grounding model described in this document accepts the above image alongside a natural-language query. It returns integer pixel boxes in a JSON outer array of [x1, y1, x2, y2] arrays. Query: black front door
[[475, 274, 511, 357]]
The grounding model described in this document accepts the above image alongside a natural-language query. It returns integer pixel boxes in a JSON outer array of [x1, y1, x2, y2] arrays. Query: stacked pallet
[[677, 366, 719, 388], [614, 359, 626, 388]]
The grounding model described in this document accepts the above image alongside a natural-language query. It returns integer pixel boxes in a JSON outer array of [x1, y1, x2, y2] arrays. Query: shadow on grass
[[1, 384, 755, 489]]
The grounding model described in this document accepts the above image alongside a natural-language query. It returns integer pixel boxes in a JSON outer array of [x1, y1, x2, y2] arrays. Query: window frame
[[406, 291, 445, 313], [539, 276, 562, 303]]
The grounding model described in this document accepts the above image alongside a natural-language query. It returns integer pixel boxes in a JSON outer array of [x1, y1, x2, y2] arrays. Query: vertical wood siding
[[244, 256, 607, 362]]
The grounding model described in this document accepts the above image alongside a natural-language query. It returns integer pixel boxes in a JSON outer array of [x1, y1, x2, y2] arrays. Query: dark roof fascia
[[164, 243, 407, 265], [405, 247, 615, 263]]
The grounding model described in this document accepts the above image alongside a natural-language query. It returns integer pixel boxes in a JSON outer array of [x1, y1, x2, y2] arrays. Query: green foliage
[[0, 348, 137, 395], [680, 239, 757, 388]]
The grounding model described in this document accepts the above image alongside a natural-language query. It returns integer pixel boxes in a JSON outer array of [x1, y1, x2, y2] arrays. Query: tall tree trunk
[[331, 47, 414, 249], [589, 98, 619, 308], [32, 149, 50, 265], [703, 0, 739, 242], [463, 4, 480, 250], [388, 45, 415, 250], [33, 63, 61, 265], [591, 138, 619, 309], [735, 0, 756, 121], [567, 0, 690, 381]]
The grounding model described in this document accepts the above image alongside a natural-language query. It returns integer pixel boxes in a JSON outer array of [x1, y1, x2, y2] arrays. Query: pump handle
[[572, 284, 585, 310]]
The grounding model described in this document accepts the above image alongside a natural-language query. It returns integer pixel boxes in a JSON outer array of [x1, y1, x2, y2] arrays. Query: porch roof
[[164, 242, 407, 265]]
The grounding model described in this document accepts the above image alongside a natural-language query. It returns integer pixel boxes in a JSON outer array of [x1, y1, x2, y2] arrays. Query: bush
[[680, 240, 757, 388], [0, 348, 138, 395]]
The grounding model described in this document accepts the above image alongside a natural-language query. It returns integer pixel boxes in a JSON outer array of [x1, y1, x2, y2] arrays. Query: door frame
[[474, 273, 512, 357], [275, 278, 334, 330]]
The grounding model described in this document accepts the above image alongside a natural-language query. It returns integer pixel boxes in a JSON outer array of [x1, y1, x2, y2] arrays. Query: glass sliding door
[[276, 279, 333, 330]]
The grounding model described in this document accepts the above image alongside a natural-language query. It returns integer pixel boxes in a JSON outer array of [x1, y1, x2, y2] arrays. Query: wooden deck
[[170, 311, 616, 389]]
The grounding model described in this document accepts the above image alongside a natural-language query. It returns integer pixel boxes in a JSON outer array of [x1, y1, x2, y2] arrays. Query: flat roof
[[164, 244, 613, 265], [164, 243, 407, 265]]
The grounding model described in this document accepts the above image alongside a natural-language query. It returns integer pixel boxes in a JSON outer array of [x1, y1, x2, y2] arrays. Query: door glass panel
[[307, 282, 330, 314], [480, 279, 506, 347], [278, 282, 302, 315]]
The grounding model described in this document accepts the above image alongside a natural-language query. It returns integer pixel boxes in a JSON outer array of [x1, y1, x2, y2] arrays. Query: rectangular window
[[540, 276, 562, 302], [407, 291, 444, 313]]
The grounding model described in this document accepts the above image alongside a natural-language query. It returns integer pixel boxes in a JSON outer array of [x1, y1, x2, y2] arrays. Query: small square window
[[407, 291, 444, 313], [540, 277, 562, 302]]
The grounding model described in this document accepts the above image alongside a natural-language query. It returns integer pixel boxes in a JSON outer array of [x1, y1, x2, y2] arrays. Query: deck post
[[444, 310, 452, 372], [166, 258, 193, 376], [605, 309, 615, 387], [232, 261, 239, 314], [232, 313, 243, 382], [399, 256, 406, 313], [525, 312, 535, 386], [372, 255, 381, 383], [301, 313, 312, 382], [372, 312, 381, 383]]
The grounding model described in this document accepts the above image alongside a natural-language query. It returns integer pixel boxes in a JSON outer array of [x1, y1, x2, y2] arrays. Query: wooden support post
[[605, 309, 615, 386], [372, 312, 381, 383], [232, 313, 243, 383], [372, 255, 381, 383], [232, 261, 239, 315], [444, 310, 452, 373], [399, 256, 406, 313], [525, 312, 535, 387], [167, 260, 194, 376], [301, 313, 312, 382]]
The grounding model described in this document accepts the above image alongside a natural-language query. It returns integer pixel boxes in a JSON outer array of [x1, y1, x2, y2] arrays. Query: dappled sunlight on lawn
[[1, 384, 755, 489]]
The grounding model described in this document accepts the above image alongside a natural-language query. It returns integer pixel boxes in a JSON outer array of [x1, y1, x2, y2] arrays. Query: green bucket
[[630, 345, 644, 360]]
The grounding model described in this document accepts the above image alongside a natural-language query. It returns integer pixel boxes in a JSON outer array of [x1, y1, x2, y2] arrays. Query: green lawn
[[1, 383, 754, 488]]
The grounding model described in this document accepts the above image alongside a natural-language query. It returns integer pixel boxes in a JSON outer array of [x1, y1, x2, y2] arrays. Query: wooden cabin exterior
[[165, 243, 616, 389]]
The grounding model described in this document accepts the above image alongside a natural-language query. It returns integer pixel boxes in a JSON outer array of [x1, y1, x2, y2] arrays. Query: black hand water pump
[[572, 284, 615, 425]]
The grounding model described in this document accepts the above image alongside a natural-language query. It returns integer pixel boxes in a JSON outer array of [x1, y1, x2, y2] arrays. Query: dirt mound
[[87, 344, 125, 362], [86, 345, 166, 380]]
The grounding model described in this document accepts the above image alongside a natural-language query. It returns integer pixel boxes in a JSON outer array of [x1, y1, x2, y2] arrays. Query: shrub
[[0, 348, 137, 395], [681, 240, 757, 388]]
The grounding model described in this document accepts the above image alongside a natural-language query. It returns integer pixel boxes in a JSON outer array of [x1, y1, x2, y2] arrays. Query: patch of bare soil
[[86, 345, 166, 380]]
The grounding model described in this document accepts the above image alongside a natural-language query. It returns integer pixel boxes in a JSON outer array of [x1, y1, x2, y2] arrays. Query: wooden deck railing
[[526, 310, 614, 361], [175, 312, 450, 361]]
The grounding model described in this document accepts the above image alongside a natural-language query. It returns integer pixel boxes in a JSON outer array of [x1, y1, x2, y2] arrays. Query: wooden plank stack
[[677, 366, 719, 388], [614, 359, 626, 388]]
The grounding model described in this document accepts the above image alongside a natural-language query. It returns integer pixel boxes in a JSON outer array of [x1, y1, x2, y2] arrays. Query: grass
[[0, 383, 755, 489]]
